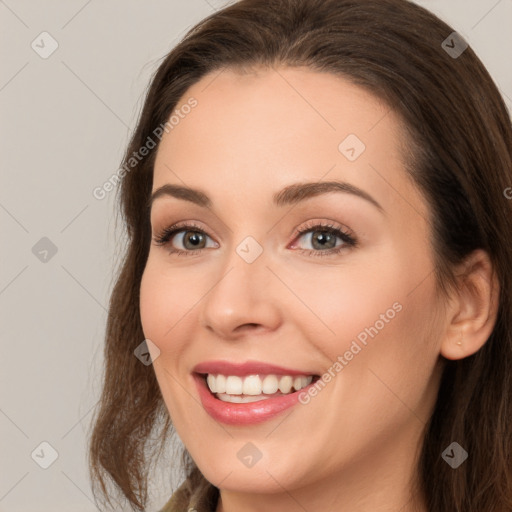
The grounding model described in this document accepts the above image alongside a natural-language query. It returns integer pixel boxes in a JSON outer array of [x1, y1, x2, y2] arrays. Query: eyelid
[[152, 218, 358, 257], [152, 220, 216, 246], [290, 219, 357, 242]]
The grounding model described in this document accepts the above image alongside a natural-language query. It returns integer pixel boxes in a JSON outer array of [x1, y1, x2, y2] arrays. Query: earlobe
[[440, 249, 500, 361]]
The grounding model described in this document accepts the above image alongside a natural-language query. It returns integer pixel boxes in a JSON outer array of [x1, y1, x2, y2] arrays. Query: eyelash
[[152, 220, 358, 258]]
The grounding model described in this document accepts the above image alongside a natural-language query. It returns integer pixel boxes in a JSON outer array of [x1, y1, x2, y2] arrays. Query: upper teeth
[[206, 374, 313, 396]]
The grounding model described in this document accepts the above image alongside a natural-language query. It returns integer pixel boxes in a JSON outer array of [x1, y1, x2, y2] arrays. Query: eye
[[290, 220, 357, 258], [152, 221, 217, 257], [152, 220, 358, 258]]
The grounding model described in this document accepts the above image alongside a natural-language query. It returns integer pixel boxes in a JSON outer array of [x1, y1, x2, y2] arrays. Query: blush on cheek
[[140, 277, 195, 369], [139, 272, 170, 353]]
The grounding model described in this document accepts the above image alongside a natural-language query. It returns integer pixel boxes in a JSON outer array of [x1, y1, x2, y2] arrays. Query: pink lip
[[192, 361, 319, 425], [193, 374, 319, 425], [193, 360, 316, 377]]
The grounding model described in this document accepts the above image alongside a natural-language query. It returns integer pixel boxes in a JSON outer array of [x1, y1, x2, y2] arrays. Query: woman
[[88, 0, 512, 511]]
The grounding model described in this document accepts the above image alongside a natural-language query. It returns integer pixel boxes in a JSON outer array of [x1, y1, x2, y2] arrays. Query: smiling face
[[139, 66, 447, 507]]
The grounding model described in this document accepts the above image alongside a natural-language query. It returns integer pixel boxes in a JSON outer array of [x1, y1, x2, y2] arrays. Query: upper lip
[[193, 360, 318, 377]]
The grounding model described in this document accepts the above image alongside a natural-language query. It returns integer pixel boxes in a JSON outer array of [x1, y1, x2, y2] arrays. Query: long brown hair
[[88, 0, 512, 510]]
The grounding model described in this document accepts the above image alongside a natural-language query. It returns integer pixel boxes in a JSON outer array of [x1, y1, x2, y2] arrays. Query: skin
[[139, 66, 498, 512]]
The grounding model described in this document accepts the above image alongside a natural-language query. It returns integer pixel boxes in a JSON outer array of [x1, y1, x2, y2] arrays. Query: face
[[140, 67, 446, 496]]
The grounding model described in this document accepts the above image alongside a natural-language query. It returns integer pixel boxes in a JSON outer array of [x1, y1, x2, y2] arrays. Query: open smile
[[192, 360, 320, 425]]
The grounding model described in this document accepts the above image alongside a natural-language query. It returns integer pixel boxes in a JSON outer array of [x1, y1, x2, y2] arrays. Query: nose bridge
[[218, 232, 269, 291], [200, 233, 280, 337]]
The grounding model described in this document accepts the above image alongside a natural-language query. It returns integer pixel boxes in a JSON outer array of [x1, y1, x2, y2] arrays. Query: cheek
[[279, 260, 405, 359], [139, 262, 193, 419], [139, 260, 186, 365], [296, 252, 440, 387], [337, 272, 442, 425], [139, 257, 201, 350], [139, 264, 165, 341]]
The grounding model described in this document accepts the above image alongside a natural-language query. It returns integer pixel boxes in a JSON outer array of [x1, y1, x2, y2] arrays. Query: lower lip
[[193, 373, 316, 425]]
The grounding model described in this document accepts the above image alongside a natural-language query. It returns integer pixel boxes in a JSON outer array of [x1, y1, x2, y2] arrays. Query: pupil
[[313, 231, 335, 249], [186, 232, 203, 248]]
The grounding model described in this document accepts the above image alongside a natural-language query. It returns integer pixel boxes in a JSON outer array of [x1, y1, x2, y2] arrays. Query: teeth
[[243, 375, 263, 395], [207, 374, 216, 393], [216, 374, 226, 393], [225, 376, 243, 394], [205, 373, 313, 397], [279, 375, 293, 393], [216, 393, 274, 403], [262, 375, 279, 394]]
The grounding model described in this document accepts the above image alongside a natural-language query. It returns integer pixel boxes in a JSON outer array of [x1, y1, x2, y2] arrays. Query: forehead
[[151, 66, 423, 218], [159, 66, 395, 157]]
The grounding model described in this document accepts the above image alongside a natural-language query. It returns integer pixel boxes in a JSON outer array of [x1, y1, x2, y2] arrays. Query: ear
[[440, 249, 500, 361]]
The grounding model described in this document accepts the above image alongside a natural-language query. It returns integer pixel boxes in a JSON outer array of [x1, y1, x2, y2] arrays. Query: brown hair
[[88, 0, 512, 510]]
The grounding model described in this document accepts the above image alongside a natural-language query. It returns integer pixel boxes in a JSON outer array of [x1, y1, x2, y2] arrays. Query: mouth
[[192, 360, 320, 425], [191, 361, 321, 425], [202, 373, 319, 403]]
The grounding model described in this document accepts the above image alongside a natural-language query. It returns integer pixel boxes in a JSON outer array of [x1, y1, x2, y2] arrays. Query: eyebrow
[[148, 180, 384, 213]]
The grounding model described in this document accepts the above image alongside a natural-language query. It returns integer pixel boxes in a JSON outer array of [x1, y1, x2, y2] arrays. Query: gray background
[[1, 1, 511, 510]]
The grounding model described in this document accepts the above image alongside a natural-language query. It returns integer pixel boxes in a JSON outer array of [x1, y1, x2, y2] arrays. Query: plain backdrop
[[0, 1, 511, 510]]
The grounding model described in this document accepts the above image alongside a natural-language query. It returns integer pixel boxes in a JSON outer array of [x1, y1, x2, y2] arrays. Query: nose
[[200, 241, 282, 340]]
